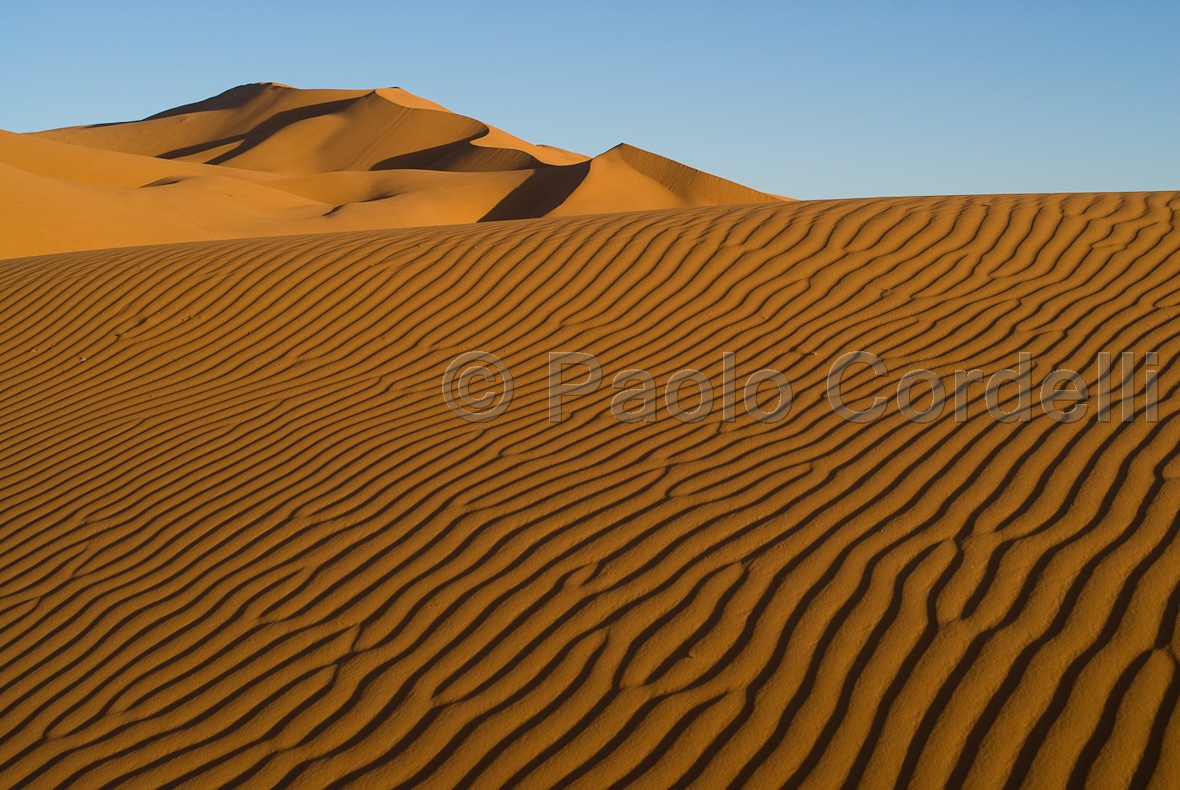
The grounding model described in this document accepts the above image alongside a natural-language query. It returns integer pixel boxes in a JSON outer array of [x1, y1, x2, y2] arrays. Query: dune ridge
[[0, 83, 784, 260], [1, 192, 1179, 787]]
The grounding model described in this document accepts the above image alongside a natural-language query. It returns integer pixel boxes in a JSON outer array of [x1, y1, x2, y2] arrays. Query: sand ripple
[[1, 192, 1179, 787]]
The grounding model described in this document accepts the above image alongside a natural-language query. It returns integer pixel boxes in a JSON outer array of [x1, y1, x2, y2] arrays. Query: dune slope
[[34, 83, 584, 172], [0, 83, 783, 259], [1, 193, 1179, 788]]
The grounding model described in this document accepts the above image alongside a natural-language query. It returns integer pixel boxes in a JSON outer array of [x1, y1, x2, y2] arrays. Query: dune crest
[[0, 83, 783, 259]]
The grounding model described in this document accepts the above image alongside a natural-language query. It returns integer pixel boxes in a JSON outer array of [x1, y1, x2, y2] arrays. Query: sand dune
[[2, 191, 1179, 787], [0, 84, 782, 259], [34, 83, 586, 172]]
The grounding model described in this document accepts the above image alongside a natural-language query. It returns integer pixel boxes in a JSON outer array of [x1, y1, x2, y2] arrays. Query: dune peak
[[4, 83, 785, 259]]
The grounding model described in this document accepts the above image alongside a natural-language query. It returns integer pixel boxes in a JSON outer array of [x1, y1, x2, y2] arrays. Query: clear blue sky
[[2, 1, 1176, 199]]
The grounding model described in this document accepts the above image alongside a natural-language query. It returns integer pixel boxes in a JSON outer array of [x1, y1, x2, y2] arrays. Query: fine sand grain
[[2, 191, 1179, 788]]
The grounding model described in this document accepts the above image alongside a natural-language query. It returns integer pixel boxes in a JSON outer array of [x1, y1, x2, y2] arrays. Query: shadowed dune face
[[1, 193, 1179, 788], [35, 83, 568, 172], [0, 83, 784, 260]]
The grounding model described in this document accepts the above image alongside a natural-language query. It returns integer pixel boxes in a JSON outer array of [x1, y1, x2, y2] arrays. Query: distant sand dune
[[2, 192, 1179, 787], [35, 83, 581, 172], [0, 84, 782, 260]]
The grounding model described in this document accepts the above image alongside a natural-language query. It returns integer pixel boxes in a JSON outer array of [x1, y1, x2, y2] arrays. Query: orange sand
[[1, 86, 1179, 789], [0, 83, 782, 260]]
